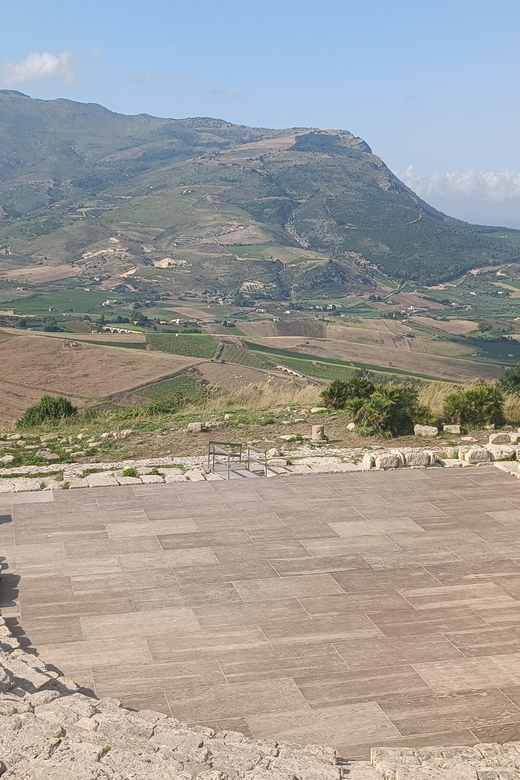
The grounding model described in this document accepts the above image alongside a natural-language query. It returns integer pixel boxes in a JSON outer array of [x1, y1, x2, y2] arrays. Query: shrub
[[499, 364, 520, 395], [321, 377, 375, 409], [122, 467, 138, 478], [18, 395, 78, 428], [443, 385, 505, 428], [350, 385, 430, 437]]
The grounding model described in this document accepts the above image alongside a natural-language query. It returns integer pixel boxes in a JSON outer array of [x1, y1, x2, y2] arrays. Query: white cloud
[[400, 166, 520, 228], [1, 51, 76, 86], [401, 166, 520, 203]]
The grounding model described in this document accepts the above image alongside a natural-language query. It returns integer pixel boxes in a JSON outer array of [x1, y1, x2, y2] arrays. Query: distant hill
[[0, 90, 519, 295]]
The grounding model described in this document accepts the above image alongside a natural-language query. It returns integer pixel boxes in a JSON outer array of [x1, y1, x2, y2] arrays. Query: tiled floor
[[4, 468, 520, 758]]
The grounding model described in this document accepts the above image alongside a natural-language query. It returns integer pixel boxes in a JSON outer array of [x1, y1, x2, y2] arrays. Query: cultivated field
[[0, 333, 201, 421], [248, 335, 502, 381], [410, 316, 478, 334]]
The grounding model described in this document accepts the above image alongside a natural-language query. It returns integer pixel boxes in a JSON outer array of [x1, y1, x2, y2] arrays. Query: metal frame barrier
[[246, 445, 268, 477], [207, 441, 242, 480]]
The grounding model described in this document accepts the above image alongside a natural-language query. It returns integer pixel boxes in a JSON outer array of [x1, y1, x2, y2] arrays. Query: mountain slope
[[0, 90, 518, 294]]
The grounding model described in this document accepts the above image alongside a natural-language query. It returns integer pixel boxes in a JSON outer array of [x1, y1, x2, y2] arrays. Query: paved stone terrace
[[4, 467, 520, 759]]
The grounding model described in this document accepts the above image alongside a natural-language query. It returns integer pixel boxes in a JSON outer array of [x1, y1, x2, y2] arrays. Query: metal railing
[[207, 441, 242, 480], [246, 445, 268, 477]]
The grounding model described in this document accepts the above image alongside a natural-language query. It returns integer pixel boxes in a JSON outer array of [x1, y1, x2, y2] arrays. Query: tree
[[18, 395, 77, 428], [499, 364, 520, 395]]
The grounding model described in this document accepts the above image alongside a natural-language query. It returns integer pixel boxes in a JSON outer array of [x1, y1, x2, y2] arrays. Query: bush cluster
[[321, 377, 430, 437], [17, 395, 78, 428]]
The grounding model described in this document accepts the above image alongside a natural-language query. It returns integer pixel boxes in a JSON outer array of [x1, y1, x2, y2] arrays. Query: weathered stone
[[140, 474, 164, 484], [403, 450, 435, 467], [489, 432, 511, 444], [346, 422, 356, 431], [443, 424, 461, 434], [187, 422, 204, 433], [414, 425, 439, 437], [374, 451, 404, 470], [86, 472, 118, 487], [279, 434, 296, 442], [311, 425, 325, 442], [485, 444, 516, 461], [461, 446, 494, 464], [0, 455, 14, 465], [310, 407, 327, 413]]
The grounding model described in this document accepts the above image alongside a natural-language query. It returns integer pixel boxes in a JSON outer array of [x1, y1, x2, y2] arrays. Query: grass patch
[[138, 375, 206, 401]]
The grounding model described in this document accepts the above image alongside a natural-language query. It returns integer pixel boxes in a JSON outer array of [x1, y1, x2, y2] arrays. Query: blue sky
[[2, 0, 520, 226]]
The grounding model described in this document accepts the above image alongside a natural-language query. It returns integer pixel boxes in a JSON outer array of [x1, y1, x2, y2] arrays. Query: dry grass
[[183, 379, 322, 416]]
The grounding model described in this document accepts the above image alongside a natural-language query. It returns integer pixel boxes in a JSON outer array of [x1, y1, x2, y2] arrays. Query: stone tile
[[378, 688, 520, 736], [215, 643, 349, 684], [211, 540, 309, 563], [361, 550, 463, 570], [91, 657, 226, 698], [299, 591, 413, 617], [167, 678, 309, 722], [295, 666, 432, 708], [262, 614, 382, 645], [245, 524, 342, 543], [470, 721, 520, 744], [175, 560, 278, 587], [106, 519, 198, 537], [64, 537, 162, 558], [17, 556, 122, 578], [302, 536, 401, 556], [193, 598, 309, 629], [413, 654, 520, 693], [118, 548, 219, 571], [193, 513, 284, 532], [425, 560, 520, 585], [21, 594, 134, 621], [400, 582, 516, 610], [130, 582, 242, 611], [20, 614, 83, 645], [118, 691, 172, 716], [157, 529, 253, 550], [233, 573, 345, 602], [79, 607, 200, 639], [446, 627, 520, 657], [37, 636, 153, 670], [473, 603, 520, 626], [332, 567, 440, 593], [329, 519, 424, 538], [368, 606, 487, 636], [71, 569, 180, 595], [14, 526, 109, 545], [270, 554, 371, 577], [148, 627, 269, 660], [247, 700, 400, 747], [335, 634, 464, 669]]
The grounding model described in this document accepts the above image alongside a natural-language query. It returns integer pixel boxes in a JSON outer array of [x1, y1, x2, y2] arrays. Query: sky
[[1, 0, 520, 227]]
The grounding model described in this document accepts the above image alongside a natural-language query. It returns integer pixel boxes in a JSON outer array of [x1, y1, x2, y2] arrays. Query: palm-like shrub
[[499, 364, 520, 395], [443, 385, 505, 428], [351, 385, 430, 437], [321, 377, 375, 409]]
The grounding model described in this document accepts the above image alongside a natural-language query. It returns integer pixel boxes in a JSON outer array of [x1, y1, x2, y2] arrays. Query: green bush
[[321, 377, 375, 409], [18, 395, 77, 428], [499, 364, 520, 395], [349, 385, 430, 437], [443, 385, 505, 428]]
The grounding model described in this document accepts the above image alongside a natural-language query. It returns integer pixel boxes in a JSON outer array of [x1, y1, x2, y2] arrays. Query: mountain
[[0, 90, 519, 297]]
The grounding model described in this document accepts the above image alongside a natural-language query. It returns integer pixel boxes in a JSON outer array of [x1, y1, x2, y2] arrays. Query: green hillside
[[0, 90, 519, 294]]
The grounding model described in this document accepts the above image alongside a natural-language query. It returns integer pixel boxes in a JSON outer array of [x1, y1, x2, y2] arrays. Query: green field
[[138, 375, 205, 400], [4, 290, 125, 315], [219, 344, 266, 368], [148, 333, 218, 358]]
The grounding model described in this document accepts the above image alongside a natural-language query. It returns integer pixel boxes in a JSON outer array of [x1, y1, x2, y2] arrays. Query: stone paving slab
[[5, 467, 520, 760]]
